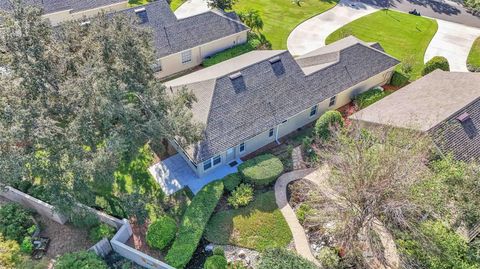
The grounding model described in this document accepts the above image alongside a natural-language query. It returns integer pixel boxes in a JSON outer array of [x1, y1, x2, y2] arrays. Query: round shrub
[[422, 56, 450, 76], [238, 154, 284, 187], [89, 223, 116, 242], [204, 255, 227, 269], [213, 246, 225, 256], [20, 236, 33, 254], [314, 111, 344, 140], [0, 203, 35, 243], [222, 173, 242, 192], [390, 71, 409, 87], [317, 247, 340, 269], [227, 183, 254, 209], [55, 251, 108, 269], [146, 216, 177, 250]]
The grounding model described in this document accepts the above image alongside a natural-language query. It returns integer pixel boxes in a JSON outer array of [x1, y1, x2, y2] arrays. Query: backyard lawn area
[[467, 37, 480, 71], [326, 9, 438, 79], [169, 0, 186, 10], [129, 0, 184, 10], [233, 0, 338, 49], [204, 191, 292, 251]]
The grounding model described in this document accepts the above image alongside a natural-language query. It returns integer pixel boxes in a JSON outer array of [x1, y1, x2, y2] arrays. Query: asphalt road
[[357, 0, 480, 28]]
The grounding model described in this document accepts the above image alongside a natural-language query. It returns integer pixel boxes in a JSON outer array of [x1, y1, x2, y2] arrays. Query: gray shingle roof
[[115, 1, 248, 58], [431, 98, 480, 162], [0, 0, 126, 14], [168, 37, 399, 163]]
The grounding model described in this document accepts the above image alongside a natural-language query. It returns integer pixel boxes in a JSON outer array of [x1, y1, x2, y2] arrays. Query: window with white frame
[[213, 155, 221, 166], [239, 142, 245, 153], [203, 159, 212, 171], [269, 128, 274, 137], [329, 96, 336, 107], [310, 105, 318, 117], [181, 50, 192, 64]]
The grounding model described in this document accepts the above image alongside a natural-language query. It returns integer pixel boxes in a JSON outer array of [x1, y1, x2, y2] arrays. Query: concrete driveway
[[287, 0, 379, 56], [424, 19, 480, 72], [174, 0, 210, 19]]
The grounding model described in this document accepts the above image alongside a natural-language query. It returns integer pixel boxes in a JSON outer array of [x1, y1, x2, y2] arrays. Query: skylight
[[134, 7, 148, 24]]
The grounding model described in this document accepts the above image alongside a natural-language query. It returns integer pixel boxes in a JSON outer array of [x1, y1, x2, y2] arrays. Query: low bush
[[55, 251, 108, 269], [20, 236, 33, 254], [0, 203, 35, 243], [227, 184, 254, 209], [390, 70, 409, 87], [204, 254, 228, 269], [89, 223, 116, 242], [422, 56, 450, 76], [354, 88, 388, 109], [296, 203, 312, 224], [317, 247, 340, 268], [238, 154, 284, 187], [0, 235, 20, 269], [213, 246, 225, 256], [258, 248, 317, 269], [165, 181, 224, 268], [146, 216, 177, 250], [222, 173, 242, 192], [314, 111, 344, 140]]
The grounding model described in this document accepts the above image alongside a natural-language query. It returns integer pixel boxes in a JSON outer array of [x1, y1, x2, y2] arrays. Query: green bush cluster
[[0, 203, 35, 243], [165, 181, 224, 268], [317, 247, 340, 268], [314, 111, 344, 140], [0, 234, 21, 269], [146, 216, 177, 250], [390, 71, 409, 87], [258, 248, 317, 269], [89, 223, 116, 242], [69, 207, 100, 229], [222, 173, 242, 192], [204, 254, 228, 269], [20, 236, 33, 254], [238, 154, 284, 187], [422, 56, 450, 76], [354, 88, 388, 109], [227, 183, 254, 209], [295, 203, 312, 224], [54, 251, 108, 269]]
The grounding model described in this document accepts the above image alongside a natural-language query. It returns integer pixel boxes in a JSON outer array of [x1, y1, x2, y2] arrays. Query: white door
[[226, 147, 235, 163]]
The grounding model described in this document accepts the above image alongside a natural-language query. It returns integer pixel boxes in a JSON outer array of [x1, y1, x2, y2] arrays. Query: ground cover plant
[[467, 37, 480, 72], [165, 181, 224, 268], [54, 251, 108, 269], [89, 224, 116, 242], [258, 248, 317, 269], [326, 9, 438, 79], [238, 154, 284, 187], [233, 0, 338, 49], [205, 191, 292, 251]]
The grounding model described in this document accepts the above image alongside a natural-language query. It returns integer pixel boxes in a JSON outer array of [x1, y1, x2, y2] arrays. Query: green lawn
[[326, 9, 438, 79], [204, 191, 292, 251], [128, 0, 184, 10], [233, 0, 338, 49], [169, 0, 186, 11], [467, 37, 480, 71]]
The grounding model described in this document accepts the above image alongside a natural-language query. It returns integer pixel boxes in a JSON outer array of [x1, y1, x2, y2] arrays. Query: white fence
[[1, 186, 176, 269]]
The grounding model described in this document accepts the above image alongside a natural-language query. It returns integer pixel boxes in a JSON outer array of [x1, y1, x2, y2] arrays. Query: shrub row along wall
[[1, 186, 175, 269]]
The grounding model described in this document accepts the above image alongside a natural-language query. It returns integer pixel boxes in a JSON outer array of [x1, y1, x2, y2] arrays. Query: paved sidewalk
[[424, 19, 480, 72], [174, 0, 210, 19], [287, 0, 378, 56]]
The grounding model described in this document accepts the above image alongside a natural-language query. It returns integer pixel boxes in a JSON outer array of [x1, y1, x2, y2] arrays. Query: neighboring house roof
[[167, 36, 400, 163], [0, 0, 126, 14], [350, 70, 480, 162], [115, 0, 248, 58]]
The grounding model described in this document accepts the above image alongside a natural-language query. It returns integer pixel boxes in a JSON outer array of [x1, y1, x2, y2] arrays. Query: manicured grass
[[202, 37, 258, 67], [128, 0, 151, 7], [326, 9, 438, 79], [205, 191, 293, 251], [233, 0, 338, 49], [467, 37, 480, 71], [170, 0, 186, 11]]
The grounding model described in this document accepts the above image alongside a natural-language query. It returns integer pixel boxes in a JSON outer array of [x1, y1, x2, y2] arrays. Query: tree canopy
[[0, 2, 202, 218]]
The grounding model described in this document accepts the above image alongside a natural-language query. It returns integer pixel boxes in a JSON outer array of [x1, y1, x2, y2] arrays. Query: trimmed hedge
[[258, 248, 317, 269], [314, 111, 344, 140], [165, 181, 224, 268], [204, 255, 228, 269], [422, 56, 450, 76], [238, 154, 284, 187], [390, 71, 409, 87], [55, 251, 108, 269], [146, 216, 177, 250], [354, 88, 389, 109], [222, 173, 242, 192]]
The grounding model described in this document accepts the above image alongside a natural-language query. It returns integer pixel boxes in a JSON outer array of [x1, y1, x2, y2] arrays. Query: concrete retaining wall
[[90, 238, 113, 258]]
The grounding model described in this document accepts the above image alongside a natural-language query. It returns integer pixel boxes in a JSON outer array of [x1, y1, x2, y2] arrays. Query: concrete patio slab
[[424, 19, 480, 72], [148, 153, 241, 195], [174, 0, 210, 19]]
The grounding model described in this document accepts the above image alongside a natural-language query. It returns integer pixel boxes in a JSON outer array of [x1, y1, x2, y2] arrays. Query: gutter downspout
[[275, 124, 281, 145]]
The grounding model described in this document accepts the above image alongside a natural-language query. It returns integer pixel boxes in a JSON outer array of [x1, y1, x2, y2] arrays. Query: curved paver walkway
[[287, 0, 379, 56], [424, 19, 480, 72]]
